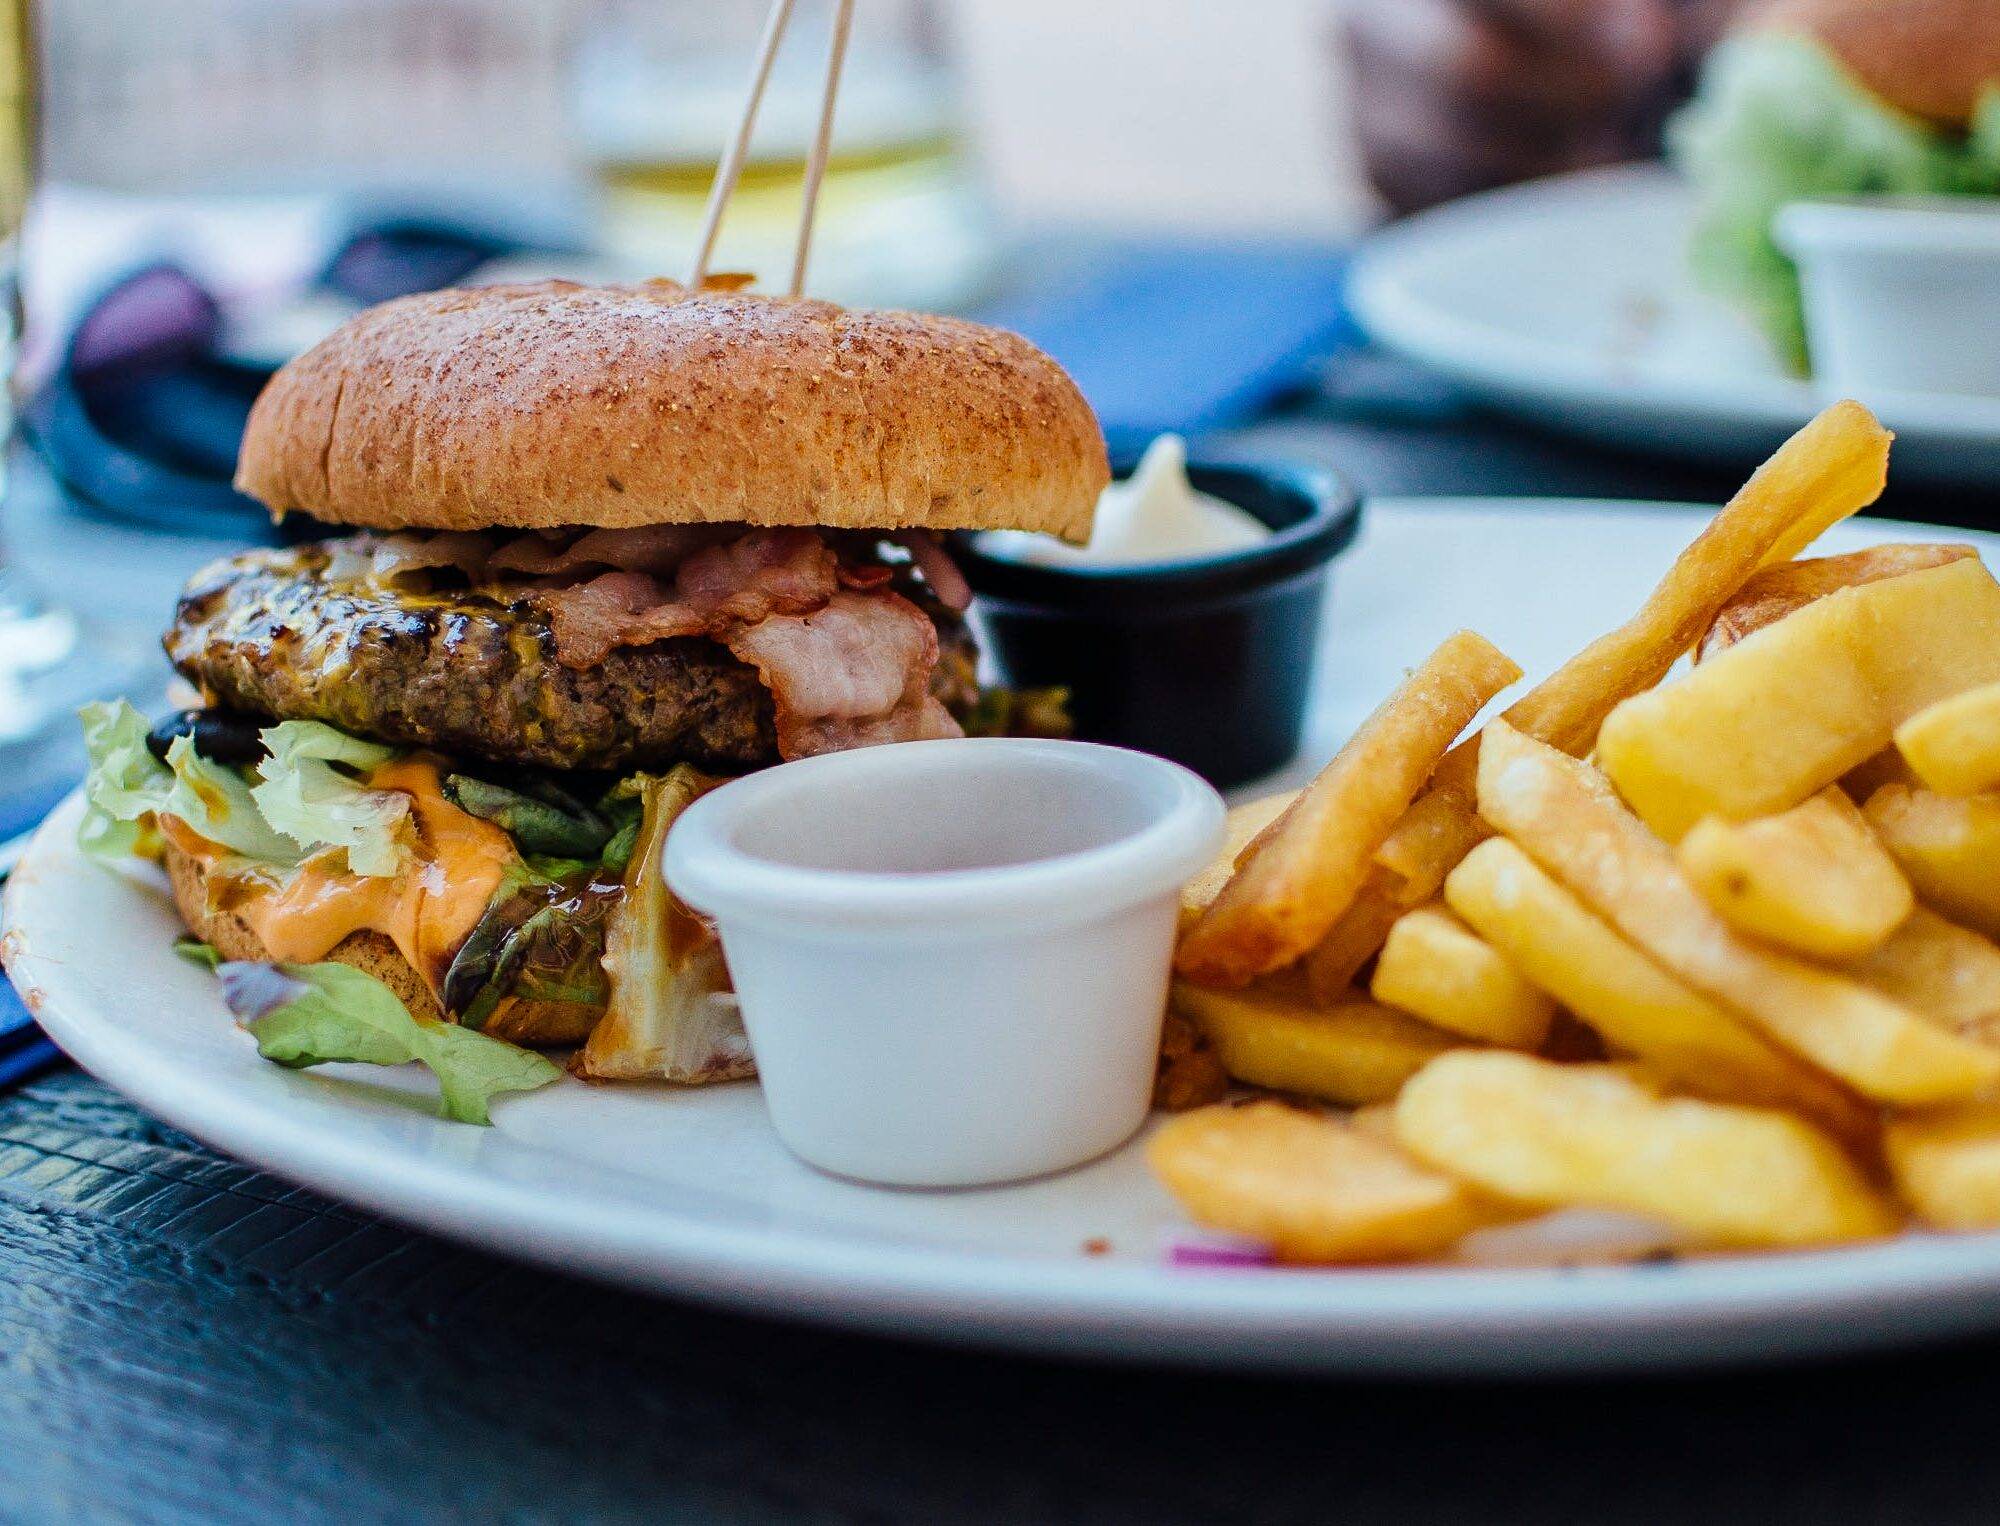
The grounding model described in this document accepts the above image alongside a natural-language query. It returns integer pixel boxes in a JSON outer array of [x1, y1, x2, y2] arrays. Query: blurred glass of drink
[[570, 0, 991, 312], [0, 0, 135, 760], [0, 0, 74, 749]]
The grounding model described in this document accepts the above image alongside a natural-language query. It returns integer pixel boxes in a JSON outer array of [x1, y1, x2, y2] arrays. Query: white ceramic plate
[[14, 498, 2000, 1378], [1348, 164, 2000, 486]]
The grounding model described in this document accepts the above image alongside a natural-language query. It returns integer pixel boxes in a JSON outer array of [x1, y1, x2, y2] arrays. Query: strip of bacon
[[504, 525, 972, 758], [537, 529, 840, 670], [726, 589, 963, 758], [488, 524, 735, 579], [540, 572, 688, 668], [892, 530, 974, 613], [328, 530, 494, 586], [673, 528, 838, 626]]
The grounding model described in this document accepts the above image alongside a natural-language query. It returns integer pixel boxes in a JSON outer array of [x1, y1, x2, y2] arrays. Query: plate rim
[[1346, 162, 2000, 448]]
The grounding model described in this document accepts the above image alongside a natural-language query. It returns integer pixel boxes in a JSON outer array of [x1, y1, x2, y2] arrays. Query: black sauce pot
[[952, 456, 1362, 789]]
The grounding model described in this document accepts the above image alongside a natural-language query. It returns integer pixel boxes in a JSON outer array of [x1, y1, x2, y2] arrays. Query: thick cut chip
[[1489, 398, 1891, 762], [1304, 788, 1495, 1001], [1297, 401, 1894, 986], [1394, 1053, 1897, 1249], [1176, 631, 1519, 987], [1846, 907, 2000, 1048], [1885, 1106, 2000, 1230], [1369, 904, 1555, 1049], [1149, 1101, 1504, 1263], [1444, 836, 1875, 1145], [1896, 681, 2000, 797], [1478, 721, 2000, 1105], [1677, 787, 1913, 960], [1172, 981, 1458, 1106], [1864, 785, 2000, 940], [1303, 883, 1407, 1002], [1179, 790, 1297, 933], [1698, 542, 1976, 661], [1598, 557, 2000, 840], [1371, 787, 1490, 899]]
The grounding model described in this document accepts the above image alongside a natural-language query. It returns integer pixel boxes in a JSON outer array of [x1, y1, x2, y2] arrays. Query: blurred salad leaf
[[1669, 35, 2000, 371]]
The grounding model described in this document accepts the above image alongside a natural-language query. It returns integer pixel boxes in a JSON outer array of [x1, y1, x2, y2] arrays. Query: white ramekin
[[663, 738, 1225, 1187], [1774, 197, 2000, 398]]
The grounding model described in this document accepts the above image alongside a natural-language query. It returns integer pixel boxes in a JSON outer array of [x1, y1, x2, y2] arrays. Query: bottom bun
[[163, 842, 598, 1047]]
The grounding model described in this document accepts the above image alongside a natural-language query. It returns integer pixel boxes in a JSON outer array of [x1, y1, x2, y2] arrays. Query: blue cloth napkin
[[975, 241, 1355, 456]]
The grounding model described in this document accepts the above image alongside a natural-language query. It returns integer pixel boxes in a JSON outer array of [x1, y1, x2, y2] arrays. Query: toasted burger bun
[[1747, 0, 2000, 129], [236, 279, 1108, 543], [165, 842, 597, 1048]]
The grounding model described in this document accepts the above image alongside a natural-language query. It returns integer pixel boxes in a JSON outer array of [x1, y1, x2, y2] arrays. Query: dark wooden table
[[8, 1065, 2000, 1524], [13, 400, 2000, 1525]]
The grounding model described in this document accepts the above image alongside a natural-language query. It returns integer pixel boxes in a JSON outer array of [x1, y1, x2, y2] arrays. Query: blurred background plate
[[1348, 164, 2000, 488]]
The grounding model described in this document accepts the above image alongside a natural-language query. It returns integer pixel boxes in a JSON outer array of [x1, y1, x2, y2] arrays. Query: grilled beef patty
[[167, 546, 977, 773]]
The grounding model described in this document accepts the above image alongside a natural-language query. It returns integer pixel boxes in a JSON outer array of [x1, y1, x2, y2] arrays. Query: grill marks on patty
[[166, 545, 975, 773]]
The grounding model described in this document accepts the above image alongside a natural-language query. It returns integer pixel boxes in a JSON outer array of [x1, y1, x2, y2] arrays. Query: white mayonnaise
[[978, 435, 1270, 568]]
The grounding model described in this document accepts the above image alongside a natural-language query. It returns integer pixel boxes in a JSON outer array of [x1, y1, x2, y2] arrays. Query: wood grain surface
[[0, 1068, 1997, 1524]]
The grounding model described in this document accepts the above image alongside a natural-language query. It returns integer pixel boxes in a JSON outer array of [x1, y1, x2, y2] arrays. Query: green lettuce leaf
[[1668, 34, 2000, 371], [251, 720, 410, 877], [174, 937, 222, 970], [162, 734, 301, 863], [78, 699, 173, 862], [77, 700, 299, 866], [216, 958, 561, 1124]]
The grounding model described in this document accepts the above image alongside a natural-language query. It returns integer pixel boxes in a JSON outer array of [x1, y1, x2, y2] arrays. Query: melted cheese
[[166, 757, 519, 995]]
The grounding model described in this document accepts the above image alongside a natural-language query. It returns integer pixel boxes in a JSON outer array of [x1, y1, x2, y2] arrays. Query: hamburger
[[1669, 0, 2000, 371], [80, 279, 1106, 1118]]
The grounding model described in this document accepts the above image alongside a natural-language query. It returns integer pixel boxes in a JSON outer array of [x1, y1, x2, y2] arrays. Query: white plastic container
[[1775, 197, 2000, 399], [663, 738, 1225, 1187]]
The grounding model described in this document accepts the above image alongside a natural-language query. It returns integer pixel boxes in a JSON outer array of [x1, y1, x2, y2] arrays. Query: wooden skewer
[[688, 0, 800, 291], [788, 0, 856, 298]]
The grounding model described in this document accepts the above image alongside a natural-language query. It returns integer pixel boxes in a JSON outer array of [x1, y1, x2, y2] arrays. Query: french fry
[[1347, 1101, 1399, 1141], [1885, 1106, 2000, 1230], [1864, 785, 2000, 940], [1598, 557, 2000, 839], [1395, 1053, 1897, 1247], [1845, 907, 2000, 1048], [1478, 721, 2000, 1105], [1369, 904, 1555, 1048], [1176, 631, 1520, 987], [1302, 883, 1406, 1001], [1148, 1101, 1504, 1262], [1172, 981, 1458, 1106], [1492, 398, 1891, 762], [1179, 790, 1298, 933], [1444, 836, 1875, 1144], [1298, 400, 1895, 983], [1698, 542, 1976, 661], [1896, 681, 2000, 796], [1372, 786, 1490, 897], [1677, 787, 1913, 960], [1301, 788, 1498, 1001], [1753, 401, 1898, 565]]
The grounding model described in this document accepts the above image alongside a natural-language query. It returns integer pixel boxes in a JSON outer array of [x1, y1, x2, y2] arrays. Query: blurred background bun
[[1746, 0, 2000, 128]]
